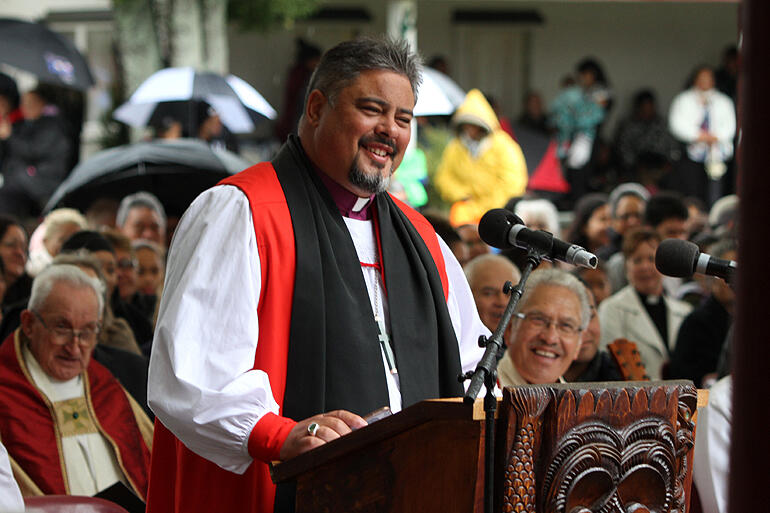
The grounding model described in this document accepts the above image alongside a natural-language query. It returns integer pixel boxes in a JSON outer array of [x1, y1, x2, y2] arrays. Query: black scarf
[[275, 136, 464, 421]]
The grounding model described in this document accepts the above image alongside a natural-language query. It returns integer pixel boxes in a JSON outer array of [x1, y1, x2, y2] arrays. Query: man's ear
[[20, 310, 34, 338], [304, 89, 327, 127]]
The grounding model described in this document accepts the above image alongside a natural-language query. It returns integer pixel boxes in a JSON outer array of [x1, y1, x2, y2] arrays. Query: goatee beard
[[349, 161, 391, 194]]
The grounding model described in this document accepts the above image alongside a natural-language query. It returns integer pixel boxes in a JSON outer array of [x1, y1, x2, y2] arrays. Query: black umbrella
[[0, 18, 95, 91], [44, 139, 252, 216]]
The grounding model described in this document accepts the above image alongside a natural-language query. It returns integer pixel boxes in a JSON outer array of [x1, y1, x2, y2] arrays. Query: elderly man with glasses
[[498, 268, 591, 386], [0, 264, 152, 501]]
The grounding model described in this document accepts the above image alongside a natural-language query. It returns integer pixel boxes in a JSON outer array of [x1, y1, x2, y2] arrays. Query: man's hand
[[697, 131, 719, 145], [279, 410, 368, 461]]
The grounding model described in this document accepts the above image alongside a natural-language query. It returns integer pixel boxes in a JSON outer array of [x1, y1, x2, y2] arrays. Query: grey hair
[[608, 182, 650, 218], [514, 199, 560, 235], [708, 237, 737, 260], [43, 208, 87, 241], [116, 191, 167, 229], [304, 36, 423, 108], [708, 194, 738, 230], [464, 253, 520, 287], [516, 268, 592, 330], [28, 264, 105, 317]]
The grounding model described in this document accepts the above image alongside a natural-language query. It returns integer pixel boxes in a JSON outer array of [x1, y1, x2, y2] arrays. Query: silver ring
[[307, 422, 320, 437]]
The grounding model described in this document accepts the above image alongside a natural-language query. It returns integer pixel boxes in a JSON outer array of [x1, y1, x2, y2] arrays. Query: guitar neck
[[607, 338, 651, 381]]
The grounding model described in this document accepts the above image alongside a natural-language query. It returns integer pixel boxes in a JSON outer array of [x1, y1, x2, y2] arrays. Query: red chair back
[[24, 495, 129, 513]]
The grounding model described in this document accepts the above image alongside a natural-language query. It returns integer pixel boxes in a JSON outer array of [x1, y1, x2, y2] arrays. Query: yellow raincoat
[[434, 89, 528, 226]]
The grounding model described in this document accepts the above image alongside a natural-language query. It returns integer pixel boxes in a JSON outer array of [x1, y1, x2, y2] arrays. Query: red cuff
[[248, 412, 297, 462]]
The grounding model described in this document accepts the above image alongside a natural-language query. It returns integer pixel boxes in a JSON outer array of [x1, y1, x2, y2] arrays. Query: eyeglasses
[[515, 312, 582, 337], [32, 311, 100, 346]]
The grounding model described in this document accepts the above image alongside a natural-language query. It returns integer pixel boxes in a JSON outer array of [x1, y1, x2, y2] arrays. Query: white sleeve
[[712, 94, 736, 143], [148, 185, 276, 474], [693, 375, 732, 513], [668, 92, 700, 143], [0, 441, 24, 513], [439, 236, 489, 377]]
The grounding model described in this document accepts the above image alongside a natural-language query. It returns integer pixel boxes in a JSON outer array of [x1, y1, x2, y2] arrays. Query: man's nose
[[539, 322, 561, 344], [375, 115, 400, 139]]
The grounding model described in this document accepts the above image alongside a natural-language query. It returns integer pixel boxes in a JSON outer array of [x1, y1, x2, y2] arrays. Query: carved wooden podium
[[270, 381, 698, 513]]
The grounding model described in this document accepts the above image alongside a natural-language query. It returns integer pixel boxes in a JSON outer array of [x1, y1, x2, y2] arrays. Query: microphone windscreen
[[478, 209, 521, 249], [655, 239, 700, 278]]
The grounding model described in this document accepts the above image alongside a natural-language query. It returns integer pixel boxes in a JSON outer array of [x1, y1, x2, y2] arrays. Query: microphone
[[478, 209, 598, 269], [655, 238, 737, 283]]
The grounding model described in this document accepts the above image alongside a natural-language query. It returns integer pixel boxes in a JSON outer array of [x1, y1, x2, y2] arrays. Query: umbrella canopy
[[44, 138, 252, 216], [113, 67, 277, 134], [414, 67, 466, 116], [0, 18, 95, 90]]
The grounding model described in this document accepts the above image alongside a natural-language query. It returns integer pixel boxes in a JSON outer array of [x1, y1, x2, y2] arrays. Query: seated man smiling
[[498, 268, 590, 386]]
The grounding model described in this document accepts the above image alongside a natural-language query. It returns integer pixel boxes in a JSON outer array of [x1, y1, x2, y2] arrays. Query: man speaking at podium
[[146, 37, 487, 513]]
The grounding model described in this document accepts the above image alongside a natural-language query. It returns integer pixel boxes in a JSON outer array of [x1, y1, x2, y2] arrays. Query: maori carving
[[672, 385, 698, 513], [499, 382, 697, 513], [501, 387, 551, 513]]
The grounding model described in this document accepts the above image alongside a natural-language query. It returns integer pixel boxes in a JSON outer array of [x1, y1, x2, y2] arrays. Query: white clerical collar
[[22, 343, 83, 402], [352, 196, 370, 213]]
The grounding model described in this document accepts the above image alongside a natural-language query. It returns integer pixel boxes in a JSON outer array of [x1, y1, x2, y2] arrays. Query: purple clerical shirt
[[315, 170, 374, 220]]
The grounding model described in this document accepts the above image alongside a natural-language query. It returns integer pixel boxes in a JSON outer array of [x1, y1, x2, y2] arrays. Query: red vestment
[[0, 330, 151, 498], [146, 162, 448, 513]]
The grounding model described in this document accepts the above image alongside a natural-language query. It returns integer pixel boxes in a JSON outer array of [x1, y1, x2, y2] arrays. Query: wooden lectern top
[[271, 381, 699, 513]]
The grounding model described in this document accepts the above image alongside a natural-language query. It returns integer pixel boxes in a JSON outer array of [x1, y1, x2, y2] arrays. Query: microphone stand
[[461, 247, 545, 513]]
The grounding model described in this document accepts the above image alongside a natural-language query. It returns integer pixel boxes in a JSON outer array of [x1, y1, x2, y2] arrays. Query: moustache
[[359, 135, 398, 155]]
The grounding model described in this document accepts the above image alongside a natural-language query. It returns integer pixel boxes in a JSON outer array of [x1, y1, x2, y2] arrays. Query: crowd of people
[[0, 35, 737, 513]]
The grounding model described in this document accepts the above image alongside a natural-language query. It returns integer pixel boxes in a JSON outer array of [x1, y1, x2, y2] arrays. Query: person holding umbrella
[[0, 88, 71, 218]]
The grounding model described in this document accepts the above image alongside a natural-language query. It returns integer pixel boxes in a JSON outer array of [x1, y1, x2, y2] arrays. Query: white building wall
[[228, 1, 737, 136], [0, 0, 110, 19]]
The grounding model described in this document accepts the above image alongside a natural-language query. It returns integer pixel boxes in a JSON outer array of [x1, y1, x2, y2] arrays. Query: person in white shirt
[[146, 36, 488, 513], [668, 66, 736, 205]]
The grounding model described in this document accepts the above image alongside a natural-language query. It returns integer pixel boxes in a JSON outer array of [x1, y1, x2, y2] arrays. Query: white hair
[[516, 268, 591, 330], [514, 199, 560, 235], [43, 208, 88, 241], [28, 264, 105, 316]]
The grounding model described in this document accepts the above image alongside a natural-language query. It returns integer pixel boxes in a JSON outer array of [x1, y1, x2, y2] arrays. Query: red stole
[[146, 162, 448, 513], [0, 331, 150, 498]]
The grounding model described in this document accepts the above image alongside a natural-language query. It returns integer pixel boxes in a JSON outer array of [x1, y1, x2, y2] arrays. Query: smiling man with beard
[[497, 268, 590, 386], [146, 37, 488, 513]]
